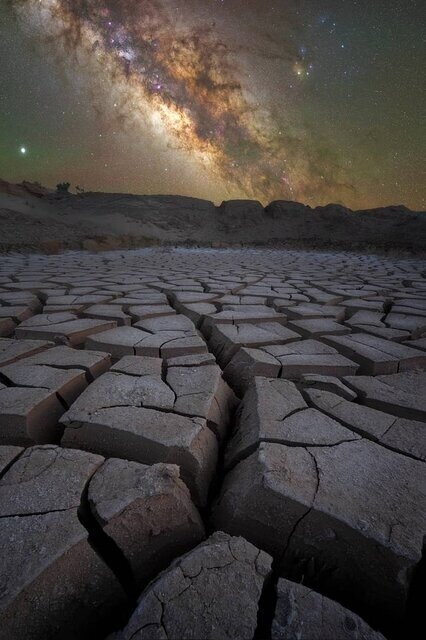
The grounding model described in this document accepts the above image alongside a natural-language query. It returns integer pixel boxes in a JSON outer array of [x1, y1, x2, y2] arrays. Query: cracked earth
[[0, 247, 425, 640]]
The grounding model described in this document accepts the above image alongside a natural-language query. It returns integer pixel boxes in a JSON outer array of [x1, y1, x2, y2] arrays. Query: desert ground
[[0, 246, 425, 639]]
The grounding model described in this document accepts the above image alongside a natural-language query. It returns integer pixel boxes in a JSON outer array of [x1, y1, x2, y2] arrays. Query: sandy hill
[[0, 179, 425, 253]]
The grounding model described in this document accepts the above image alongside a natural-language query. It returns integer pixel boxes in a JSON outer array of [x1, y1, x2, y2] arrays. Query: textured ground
[[0, 247, 425, 640]]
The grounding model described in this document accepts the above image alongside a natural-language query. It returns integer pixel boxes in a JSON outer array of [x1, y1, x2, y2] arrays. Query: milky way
[[2, 0, 425, 208], [8, 0, 353, 203]]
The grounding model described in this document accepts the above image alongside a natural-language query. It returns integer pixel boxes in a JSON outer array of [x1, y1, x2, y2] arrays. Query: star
[[3, 0, 423, 210]]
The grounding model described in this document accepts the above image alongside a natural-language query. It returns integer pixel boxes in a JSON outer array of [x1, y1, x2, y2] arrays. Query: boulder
[[60, 367, 218, 505], [0, 337, 53, 367], [272, 578, 385, 640], [225, 378, 358, 467], [114, 532, 272, 640], [214, 440, 426, 623], [306, 388, 426, 461]]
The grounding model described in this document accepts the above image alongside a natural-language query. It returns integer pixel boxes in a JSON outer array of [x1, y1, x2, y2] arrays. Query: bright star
[[20, 147, 27, 155]]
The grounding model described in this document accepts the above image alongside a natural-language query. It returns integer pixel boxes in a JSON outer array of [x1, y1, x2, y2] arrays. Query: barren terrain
[[0, 247, 425, 639], [1, 181, 425, 254]]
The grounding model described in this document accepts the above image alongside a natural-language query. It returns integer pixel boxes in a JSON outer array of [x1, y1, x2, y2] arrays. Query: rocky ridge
[[0, 180, 425, 253]]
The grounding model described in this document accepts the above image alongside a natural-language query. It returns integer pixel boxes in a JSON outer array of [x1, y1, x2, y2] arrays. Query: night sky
[[1, 0, 424, 209]]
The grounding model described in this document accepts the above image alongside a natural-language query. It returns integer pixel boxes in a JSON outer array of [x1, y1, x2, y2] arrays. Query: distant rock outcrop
[[265, 200, 426, 248], [0, 178, 425, 253], [0, 179, 53, 199]]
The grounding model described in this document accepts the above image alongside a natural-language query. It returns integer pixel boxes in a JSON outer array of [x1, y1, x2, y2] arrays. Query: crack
[[0, 447, 26, 482], [161, 365, 178, 405], [277, 406, 306, 422], [174, 390, 207, 401], [0, 505, 76, 519], [380, 416, 398, 438], [0, 373, 64, 398], [129, 623, 168, 640], [266, 436, 358, 448], [306, 449, 321, 497], [135, 326, 156, 335], [69, 399, 206, 424], [387, 519, 404, 545], [0, 371, 13, 386], [382, 298, 394, 320], [86, 401, 138, 412], [29, 361, 96, 382], [44, 314, 72, 326], [160, 358, 168, 384], [212, 395, 224, 422], [108, 369, 156, 380], [152, 592, 169, 640], [225, 542, 243, 566], [226, 437, 357, 475], [3, 446, 62, 484], [405, 534, 426, 640], [278, 447, 320, 567], [253, 568, 278, 640], [299, 387, 344, 411], [77, 471, 138, 605], [305, 395, 424, 461], [55, 391, 69, 411]]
